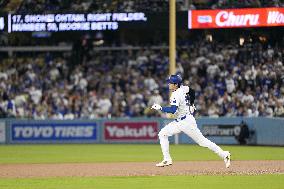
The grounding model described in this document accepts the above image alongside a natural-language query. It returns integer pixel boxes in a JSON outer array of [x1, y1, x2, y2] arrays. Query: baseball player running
[[151, 74, 231, 168]]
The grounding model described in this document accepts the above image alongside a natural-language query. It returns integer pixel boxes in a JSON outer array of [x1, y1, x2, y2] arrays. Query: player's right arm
[[188, 88, 195, 105], [187, 87, 196, 113]]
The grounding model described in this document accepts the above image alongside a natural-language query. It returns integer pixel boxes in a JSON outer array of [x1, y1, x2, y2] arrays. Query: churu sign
[[7, 12, 147, 32], [188, 7, 284, 29], [11, 122, 97, 142], [103, 121, 158, 142]]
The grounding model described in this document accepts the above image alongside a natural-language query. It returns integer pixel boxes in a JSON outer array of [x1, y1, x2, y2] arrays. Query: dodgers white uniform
[[158, 86, 228, 162]]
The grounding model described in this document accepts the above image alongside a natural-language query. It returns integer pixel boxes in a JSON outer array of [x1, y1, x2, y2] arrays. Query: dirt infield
[[0, 160, 283, 178]]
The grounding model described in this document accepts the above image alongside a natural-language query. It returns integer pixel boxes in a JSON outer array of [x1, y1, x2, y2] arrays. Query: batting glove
[[151, 103, 162, 110], [189, 104, 196, 114]]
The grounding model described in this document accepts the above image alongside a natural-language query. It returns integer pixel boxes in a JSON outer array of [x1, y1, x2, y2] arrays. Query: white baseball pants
[[158, 114, 227, 161]]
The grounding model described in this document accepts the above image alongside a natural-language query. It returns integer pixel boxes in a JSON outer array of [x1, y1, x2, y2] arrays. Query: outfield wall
[[0, 117, 283, 145]]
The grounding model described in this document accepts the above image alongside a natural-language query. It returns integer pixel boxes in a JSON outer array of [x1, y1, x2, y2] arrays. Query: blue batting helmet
[[167, 74, 182, 85]]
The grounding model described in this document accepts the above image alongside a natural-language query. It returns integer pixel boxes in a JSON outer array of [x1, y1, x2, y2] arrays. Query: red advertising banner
[[188, 7, 284, 29], [104, 121, 158, 141]]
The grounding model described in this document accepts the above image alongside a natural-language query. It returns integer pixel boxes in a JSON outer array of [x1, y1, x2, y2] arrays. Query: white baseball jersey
[[170, 85, 190, 119], [158, 85, 227, 162]]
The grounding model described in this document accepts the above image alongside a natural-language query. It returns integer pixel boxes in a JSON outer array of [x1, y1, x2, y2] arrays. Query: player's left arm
[[160, 105, 178, 114], [151, 104, 178, 114]]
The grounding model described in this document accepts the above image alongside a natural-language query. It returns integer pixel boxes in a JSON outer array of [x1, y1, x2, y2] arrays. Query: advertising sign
[[189, 7, 284, 29], [104, 121, 158, 142], [11, 122, 97, 143], [202, 125, 241, 137]]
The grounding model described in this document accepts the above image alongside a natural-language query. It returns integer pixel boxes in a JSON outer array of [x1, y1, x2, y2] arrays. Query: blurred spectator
[[275, 100, 284, 117], [96, 94, 112, 117], [148, 89, 163, 107]]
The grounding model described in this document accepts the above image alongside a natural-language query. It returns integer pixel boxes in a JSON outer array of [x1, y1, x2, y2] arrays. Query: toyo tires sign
[[10, 122, 98, 143]]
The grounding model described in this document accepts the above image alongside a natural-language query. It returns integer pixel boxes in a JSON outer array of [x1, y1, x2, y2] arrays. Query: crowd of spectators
[[0, 39, 283, 119], [179, 40, 284, 117], [14, 0, 284, 14]]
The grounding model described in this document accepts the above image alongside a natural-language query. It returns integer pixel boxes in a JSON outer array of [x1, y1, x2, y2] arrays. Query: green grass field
[[1, 175, 283, 189], [0, 144, 283, 164], [0, 144, 283, 189]]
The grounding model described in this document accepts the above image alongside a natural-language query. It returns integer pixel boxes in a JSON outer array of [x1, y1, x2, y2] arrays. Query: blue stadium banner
[[11, 122, 97, 143]]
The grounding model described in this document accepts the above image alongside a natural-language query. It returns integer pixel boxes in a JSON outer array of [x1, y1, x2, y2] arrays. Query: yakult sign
[[104, 121, 158, 142], [189, 7, 284, 29]]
